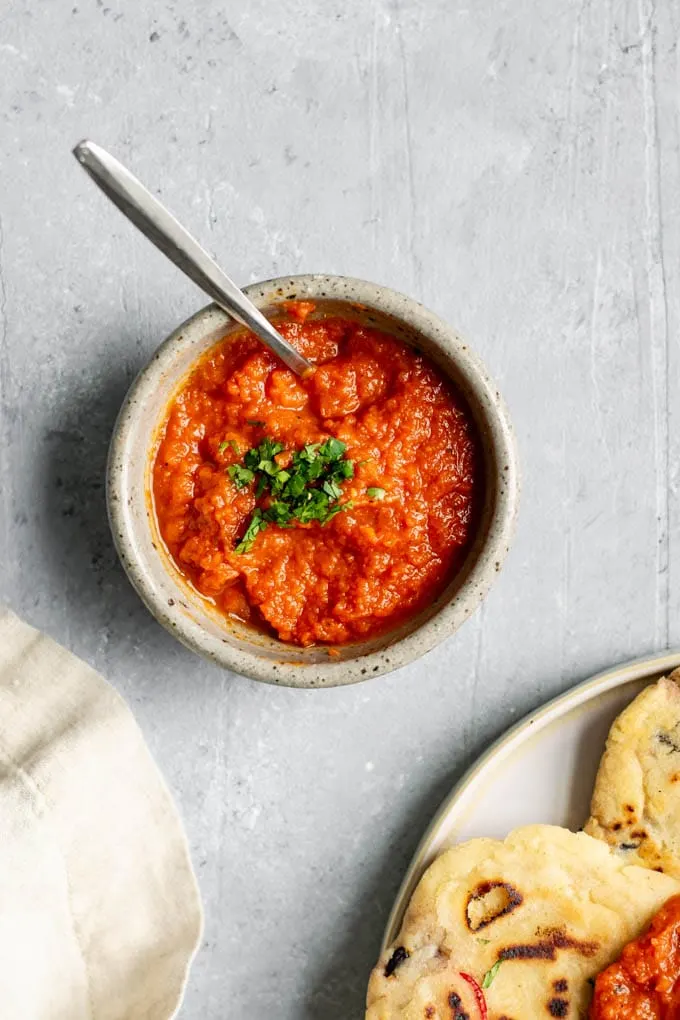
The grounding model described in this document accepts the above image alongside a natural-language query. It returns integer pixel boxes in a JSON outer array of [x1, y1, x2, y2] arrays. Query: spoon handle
[[73, 140, 313, 378]]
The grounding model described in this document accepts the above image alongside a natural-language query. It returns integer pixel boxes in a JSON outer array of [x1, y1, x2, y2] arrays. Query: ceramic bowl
[[107, 274, 519, 687]]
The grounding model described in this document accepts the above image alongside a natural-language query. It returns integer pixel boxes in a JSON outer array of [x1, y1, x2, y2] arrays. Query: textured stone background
[[1, 1, 679, 1016]]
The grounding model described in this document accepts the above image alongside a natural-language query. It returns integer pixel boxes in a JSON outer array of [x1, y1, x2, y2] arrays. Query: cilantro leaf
[[270, 469, 290, 495], [285, 473, 306, 498], [255, 474, 268, 499], [235, 509, 267, 553], [219, 439, 240, 455], [264, 501, 293, 525], [227, 464, 255, 488], [323, 499, 353, 524], [318, 437, 346, 460], [367, 487, 385, 500], [246, 419, 266, 427], [300, 443, 320, 462], [323, 479, 343, 501], [295, 489, 330, 524], [243, 437, 283, 473], [260, 437, 285, 460], [331, 459, 354, 480]]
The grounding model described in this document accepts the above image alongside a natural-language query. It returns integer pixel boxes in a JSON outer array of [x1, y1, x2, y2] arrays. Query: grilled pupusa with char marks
[[585, 669, 680, 877], [368, 671, 680, 1020]]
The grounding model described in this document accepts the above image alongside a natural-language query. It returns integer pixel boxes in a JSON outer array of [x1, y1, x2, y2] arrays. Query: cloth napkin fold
[[0, 608, 203, 1020]]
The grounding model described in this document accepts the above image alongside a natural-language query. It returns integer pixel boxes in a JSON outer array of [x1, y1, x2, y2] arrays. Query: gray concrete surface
[[1, 0, 679, 1016]]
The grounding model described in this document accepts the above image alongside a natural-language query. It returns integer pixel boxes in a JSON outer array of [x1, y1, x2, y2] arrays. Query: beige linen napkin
[[0, 608, 203, 1020]]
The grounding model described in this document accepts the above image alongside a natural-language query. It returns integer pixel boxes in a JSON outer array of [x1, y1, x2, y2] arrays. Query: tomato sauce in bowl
[[152, 305, 482, 647]]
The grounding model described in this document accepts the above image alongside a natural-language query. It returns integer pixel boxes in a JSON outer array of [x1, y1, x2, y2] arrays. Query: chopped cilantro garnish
[[219, 439, 240, 455], [318, 437, 346, 460], [285, 473, 305, 498], [335, 460, 354, 479], [367, 487, 385, 500], [294, 488, 334, 524], [299, 443, 320, 461], [246, 419, 266, 427], [227, 464, 255, 488], [234, 508, 267, 553], [322, 479, 343, 501], [255, 474, 268, 499], [266, 501, 293, 525], [323, 499, 353, 523], [482, 961, 503, 989], [243, 437, 284, 472], [229, 435, 354, 552]]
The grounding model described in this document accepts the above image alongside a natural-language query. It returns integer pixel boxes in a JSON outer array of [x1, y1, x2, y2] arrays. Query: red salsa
[[590, 894, 680, 1019], [152, 306, 481, 646]]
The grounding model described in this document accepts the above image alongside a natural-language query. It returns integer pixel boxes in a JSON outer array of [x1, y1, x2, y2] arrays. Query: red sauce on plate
[[590, 894, 680, 1019], [152, 309, 481, 646]]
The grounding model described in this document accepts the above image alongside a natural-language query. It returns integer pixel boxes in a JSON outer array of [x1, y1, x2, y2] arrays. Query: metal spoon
[[72, 140, 314, 378]]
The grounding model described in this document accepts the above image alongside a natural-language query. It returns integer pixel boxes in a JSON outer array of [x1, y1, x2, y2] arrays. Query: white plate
[[382, 651, 680, 951]]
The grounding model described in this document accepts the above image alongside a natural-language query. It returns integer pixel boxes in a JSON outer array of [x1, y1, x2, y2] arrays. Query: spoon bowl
[[107, 274, 520, 687]]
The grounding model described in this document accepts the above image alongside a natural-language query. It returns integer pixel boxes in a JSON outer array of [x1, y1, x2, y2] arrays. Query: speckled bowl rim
[[107, 274, 520, 688]]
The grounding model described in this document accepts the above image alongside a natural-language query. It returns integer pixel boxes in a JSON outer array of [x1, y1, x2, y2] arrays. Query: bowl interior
[[109, 278, 516, 685]]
